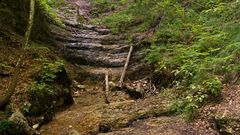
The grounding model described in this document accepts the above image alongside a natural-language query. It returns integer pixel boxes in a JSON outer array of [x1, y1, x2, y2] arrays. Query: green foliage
[[26, 60, 72, 115], [146, 0, 239, 118], [40, 60, 64, 82], [96, 0, 240, 119], [45, 0, 66, 8], [28, 60, 64, 96], [23, 102, 31, 114], [204, 77, 222, 96], [38, 0, 64, 26], [94, 0, 190, 34], [92, 0, 117, 15], [28, 81, 53, 96], [170, 77, 221, 120], [100, 12, 133, 34], [91, 0, 128, 16]]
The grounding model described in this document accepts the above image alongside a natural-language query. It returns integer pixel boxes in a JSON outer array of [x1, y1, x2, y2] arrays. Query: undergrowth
[[91, 0, 129, 18], [94, 0, 240, 119], [26, 60, 69, 115], [28, 60, 64, 97], [38, 0, 65, 26]]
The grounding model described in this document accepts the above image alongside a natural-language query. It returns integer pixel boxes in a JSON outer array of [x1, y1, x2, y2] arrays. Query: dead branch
[[119, 46, 133, 87]]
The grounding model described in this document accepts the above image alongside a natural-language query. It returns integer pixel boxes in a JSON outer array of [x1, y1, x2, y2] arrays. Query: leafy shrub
[[145, 0, 239, 118], [97, 0, 240, 119], [28, 81, 53, 97], [204, 77, 222, 96], [28, 60, 64, 96]]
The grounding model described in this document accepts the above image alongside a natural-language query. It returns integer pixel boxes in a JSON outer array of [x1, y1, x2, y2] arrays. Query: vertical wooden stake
[[104, 71, 110, 104]]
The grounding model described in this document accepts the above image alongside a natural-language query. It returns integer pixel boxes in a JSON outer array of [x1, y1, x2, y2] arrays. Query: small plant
[[28, 81, 53, 97], [203, 77, 222, 96], [40, 60, 64, 82], [28, 60, 64, 96], [23, 102, 32, 115]]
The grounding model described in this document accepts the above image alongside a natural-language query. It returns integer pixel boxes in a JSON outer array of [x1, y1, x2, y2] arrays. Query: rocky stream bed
[[31, 0, 240, 135]]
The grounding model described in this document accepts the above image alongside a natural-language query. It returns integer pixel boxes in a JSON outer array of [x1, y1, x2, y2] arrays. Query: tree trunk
[[0, 0, 35, 107]]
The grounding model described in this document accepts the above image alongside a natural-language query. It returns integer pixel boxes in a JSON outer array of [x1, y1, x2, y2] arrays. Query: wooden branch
[[119, 46, 133, 87], [104, 72, 110, 104], [0, 0, 35, 107]]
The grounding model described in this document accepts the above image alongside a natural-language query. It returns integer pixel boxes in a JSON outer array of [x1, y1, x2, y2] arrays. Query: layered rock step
[[49, 3, 139, 70]]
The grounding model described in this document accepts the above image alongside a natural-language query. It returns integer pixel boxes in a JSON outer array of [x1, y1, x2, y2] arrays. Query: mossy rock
[[26, 61, 73, 117], [0, 111, 34, 135], [7, 111, 34, 135]]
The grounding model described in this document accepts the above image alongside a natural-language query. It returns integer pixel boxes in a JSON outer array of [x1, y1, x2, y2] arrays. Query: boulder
[[27, 61, 73, 120], [8, 111, 35, 135]]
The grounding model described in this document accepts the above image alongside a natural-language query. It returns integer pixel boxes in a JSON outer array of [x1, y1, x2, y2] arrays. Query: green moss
[[0, 119, 14, 134], [26, 60, 73, 115], [38, 0, 64, 26]]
